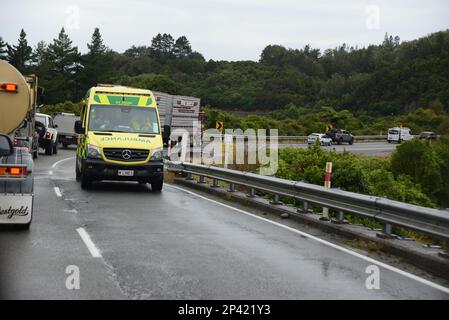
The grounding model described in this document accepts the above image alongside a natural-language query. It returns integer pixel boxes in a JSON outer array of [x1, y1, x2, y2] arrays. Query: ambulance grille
[[103, 148, 149, 162]]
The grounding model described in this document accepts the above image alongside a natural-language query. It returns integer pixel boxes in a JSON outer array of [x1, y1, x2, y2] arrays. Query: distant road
[[279, 142, 398, 156]]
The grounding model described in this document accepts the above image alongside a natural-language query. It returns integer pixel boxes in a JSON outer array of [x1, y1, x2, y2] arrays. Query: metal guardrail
[[167, 161, 449, 256]]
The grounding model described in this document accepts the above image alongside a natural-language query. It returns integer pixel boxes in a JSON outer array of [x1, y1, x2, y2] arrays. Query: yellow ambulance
[[75, 85, 164, 191]]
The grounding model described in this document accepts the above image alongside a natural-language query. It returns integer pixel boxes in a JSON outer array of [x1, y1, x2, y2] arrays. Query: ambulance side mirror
[[74, 120, 84, 134]]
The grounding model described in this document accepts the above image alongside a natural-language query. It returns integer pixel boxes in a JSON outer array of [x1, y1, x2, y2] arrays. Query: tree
[[45, 28, 82, 102], [81, 28, 114, 90], [173, 36, 192, 58], [87, 27, 107, 55], [47, 28, 81, 74], [160, 33, 175, 54], [150, 33, 164, 52], [34, 41, 48, 65], [7, 29, 33, 73], [259, 45, 287, 66], [0, 36, 8, 60]]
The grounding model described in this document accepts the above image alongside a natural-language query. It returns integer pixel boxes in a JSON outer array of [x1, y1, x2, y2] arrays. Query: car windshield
[[389, 129, 399, 134], [35, 115, 47, 126], [88, 104, 160, 134]]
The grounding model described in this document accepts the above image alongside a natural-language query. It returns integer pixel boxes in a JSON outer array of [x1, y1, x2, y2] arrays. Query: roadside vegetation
[[274, 137, 449, 209]]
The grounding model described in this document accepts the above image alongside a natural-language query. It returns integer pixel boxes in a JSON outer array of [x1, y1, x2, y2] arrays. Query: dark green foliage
[[40, 101, 83, 116], [390, 138, 449, 207], [276, 145, 437, 208], [6, 29, 33, 73], [0, 36, 8, 60]]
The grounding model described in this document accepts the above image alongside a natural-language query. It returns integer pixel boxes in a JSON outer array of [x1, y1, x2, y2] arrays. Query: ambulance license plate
[[118, 170, 134, 177]]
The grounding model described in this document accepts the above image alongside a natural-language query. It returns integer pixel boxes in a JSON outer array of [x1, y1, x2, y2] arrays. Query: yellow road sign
[[216, 121, 224, 130]]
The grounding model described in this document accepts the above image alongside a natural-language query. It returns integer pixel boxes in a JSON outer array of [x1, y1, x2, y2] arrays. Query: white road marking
[[167, 184, 449, 295], [76, 228, 102, 258], [51, 157, 75, 169], [54, 187, 62, 197]]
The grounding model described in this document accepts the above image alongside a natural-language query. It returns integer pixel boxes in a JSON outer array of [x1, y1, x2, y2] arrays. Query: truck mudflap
[[0, 194, 33, 225]]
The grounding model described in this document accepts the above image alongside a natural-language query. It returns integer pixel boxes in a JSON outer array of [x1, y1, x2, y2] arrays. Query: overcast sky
[[1, 0, 448, 61]]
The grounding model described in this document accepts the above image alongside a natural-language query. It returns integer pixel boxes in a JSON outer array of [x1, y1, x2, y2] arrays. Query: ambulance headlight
[[150, 148, 163, 160], [87, 144, 102, 159]]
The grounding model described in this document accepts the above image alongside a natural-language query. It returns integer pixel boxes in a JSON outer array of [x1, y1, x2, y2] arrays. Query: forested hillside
[[1, 28, 449, 119]]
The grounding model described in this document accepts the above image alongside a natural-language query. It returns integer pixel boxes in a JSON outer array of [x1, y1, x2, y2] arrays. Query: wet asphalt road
[[0, 148, 448, 299]]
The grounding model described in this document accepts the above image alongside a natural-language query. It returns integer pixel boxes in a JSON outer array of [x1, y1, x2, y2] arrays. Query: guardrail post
[[211, 178, 219, 188], [376, 223, 395, 239], [247, 188, 256, 198], [270, 194, 282, 205], [297, 201, 309, 214], [228, 183, 235, 192], [186, 173, 193, 180], [332, 210, 345, 224], [383, 223, 392, 235], [197, 175, 206, 184], [438, 241, 449, 259]]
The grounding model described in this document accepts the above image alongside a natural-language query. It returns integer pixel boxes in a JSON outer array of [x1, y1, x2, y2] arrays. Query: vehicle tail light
[[0, 166, 27, 176], [0, 83, 18, 93]]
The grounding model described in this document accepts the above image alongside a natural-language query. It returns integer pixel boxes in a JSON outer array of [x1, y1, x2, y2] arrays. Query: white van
[[387, 127, 414, 143]]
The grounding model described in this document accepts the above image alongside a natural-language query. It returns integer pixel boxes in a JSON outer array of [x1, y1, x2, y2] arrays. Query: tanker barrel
[[0, 60, 31, 135]]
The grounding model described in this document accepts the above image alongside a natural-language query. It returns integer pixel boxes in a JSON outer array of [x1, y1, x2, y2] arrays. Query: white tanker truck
[[0, 60, 36, 229]]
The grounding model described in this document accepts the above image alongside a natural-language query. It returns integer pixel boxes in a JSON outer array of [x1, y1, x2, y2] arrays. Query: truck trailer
[[152, 91, 204, 144], [0, 60, 36, 229]]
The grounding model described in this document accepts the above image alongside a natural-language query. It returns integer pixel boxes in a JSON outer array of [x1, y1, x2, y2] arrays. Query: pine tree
[[82, 27, 113, 89], [161, 33, 174, 54], [45, 28, 82, 102], [0, 36, 8, 60], [87, 27, 107, 55], [151, 33, 164, 52], [173, 36, 192, 58], [34, 41, 48, 65], [7, 29, 33, 72], [47, 28, 81, 74]]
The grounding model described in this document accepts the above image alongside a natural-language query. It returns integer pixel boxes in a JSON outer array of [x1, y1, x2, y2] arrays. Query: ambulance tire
[[151, 178, 163, 192], [81, 171, 92, 189]]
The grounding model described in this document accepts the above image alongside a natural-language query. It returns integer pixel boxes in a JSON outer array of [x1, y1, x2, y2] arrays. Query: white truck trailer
[[152, 91, 204, 144]]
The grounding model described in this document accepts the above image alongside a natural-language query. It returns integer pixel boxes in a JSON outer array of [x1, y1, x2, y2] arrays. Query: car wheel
[[349, 139, 353, 145], [80, 171, 92, 189], [53, 141, 58, 154], [45, 141, 53, 155], [151, 178, 163, 192]]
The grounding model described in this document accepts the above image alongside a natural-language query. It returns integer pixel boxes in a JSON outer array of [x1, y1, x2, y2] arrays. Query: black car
[[326, 129, 354, 145], [419, 131, 437, 140]]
